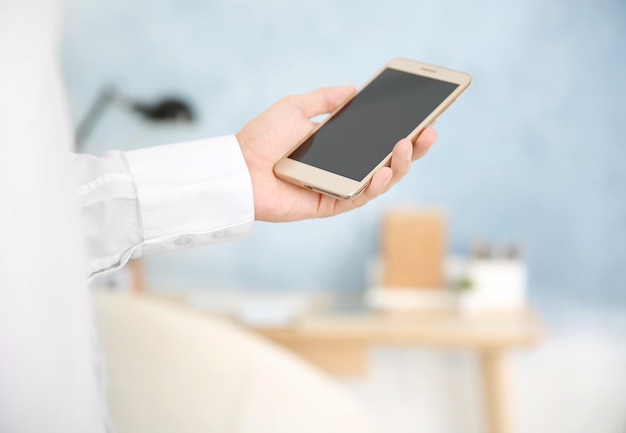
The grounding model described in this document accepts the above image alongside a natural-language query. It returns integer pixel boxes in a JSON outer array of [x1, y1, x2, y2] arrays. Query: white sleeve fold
[[73, 135, 254, 280]]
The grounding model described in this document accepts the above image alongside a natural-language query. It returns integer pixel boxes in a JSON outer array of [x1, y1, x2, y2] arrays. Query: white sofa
[[94, 291, 375, 433]]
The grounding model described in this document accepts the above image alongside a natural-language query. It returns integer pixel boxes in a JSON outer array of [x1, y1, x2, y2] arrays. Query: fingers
[[388, 138, 412, 188], [333, 167, 392, 214], [382, 130, 437, 192], [412, 127, 437, 161], [283, 86, 356, 118], [363, 167, 393, 200]]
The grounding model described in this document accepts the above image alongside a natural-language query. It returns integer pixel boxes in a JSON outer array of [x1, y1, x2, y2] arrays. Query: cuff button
[[174, 237, 193, 246]]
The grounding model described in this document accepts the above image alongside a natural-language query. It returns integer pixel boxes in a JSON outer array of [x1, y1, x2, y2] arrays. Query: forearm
[[72, 135, 254, 280]]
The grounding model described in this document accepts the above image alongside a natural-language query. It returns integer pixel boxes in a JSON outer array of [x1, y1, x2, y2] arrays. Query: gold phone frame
[[273, 58, 472, 200]]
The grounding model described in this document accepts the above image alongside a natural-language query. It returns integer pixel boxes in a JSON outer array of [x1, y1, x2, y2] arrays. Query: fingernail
[[405, 141, 413, 161]]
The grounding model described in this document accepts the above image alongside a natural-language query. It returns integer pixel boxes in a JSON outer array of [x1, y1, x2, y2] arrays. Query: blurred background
[[62, 0, 626, 432]]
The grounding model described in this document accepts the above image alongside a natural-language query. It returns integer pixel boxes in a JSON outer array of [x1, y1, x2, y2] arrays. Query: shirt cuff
[[123, 135, 254, 256]]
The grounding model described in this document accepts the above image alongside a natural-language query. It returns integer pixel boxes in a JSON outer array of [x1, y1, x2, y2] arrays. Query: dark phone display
[[289, 68, 459, 181]]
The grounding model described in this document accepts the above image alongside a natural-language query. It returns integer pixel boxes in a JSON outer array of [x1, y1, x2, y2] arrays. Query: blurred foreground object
[[95, 290, 375, 433]]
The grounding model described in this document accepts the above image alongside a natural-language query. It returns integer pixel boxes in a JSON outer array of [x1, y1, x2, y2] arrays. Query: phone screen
[[288, 68, 459, 181]]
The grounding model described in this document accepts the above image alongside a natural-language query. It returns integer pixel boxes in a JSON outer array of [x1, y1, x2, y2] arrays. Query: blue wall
[[62, 0, 626, 303]]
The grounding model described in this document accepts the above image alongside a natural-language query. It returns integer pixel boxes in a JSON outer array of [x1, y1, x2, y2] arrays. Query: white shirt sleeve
[[72, 135, 255, 280]]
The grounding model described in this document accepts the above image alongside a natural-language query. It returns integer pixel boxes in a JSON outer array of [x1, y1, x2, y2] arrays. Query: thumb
[[286, 85, 356, 118]]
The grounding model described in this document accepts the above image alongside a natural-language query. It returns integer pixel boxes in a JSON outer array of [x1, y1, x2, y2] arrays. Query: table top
[[150, 291, 544, 350], [253, 309, 544, 349]]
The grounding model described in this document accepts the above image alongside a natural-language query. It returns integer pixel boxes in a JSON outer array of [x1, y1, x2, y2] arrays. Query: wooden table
[[251, 309, 544, 433]]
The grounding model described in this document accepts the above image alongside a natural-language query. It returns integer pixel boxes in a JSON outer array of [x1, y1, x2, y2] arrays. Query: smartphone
[[273, 58, 472, 200]]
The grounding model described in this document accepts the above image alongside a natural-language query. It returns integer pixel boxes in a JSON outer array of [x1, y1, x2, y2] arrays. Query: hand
[[236, 86, 437, 222]]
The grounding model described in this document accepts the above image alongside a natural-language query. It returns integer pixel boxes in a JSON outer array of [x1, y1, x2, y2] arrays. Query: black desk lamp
[[75, 86, 195, 151]]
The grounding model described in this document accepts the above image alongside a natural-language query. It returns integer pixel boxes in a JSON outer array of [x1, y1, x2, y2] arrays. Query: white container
[[458, 259, 527, 314]]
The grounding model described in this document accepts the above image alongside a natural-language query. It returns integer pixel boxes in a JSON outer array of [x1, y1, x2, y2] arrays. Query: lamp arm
[[74, 86, 117, 152]]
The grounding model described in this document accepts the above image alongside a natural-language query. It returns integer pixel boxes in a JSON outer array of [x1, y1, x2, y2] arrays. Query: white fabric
[[0, 1, 107, 432], [73, 136, 254, 280], [95, 291, 376, 433]]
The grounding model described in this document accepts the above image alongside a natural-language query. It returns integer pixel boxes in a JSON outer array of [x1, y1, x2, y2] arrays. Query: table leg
[[480, 348, 512, 433], [128, 259, 147, 294]]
